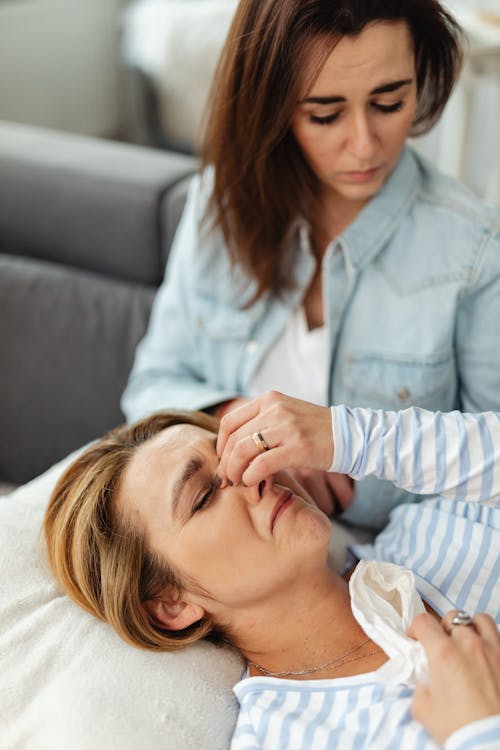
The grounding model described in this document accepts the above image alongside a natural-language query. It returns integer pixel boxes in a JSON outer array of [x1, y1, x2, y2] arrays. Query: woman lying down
[[44, 393, 500, 749]]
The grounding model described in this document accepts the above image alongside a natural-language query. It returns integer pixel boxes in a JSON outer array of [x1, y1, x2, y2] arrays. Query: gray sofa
[[0, 121, 196, 486]]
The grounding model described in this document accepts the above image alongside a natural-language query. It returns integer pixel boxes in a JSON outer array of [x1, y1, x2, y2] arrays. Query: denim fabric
[[122, 147, 500, 529]]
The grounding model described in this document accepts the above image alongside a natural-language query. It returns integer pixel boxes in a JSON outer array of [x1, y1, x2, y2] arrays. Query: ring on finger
[[450, 610, 475, 627], [252, 430, 270, 454]]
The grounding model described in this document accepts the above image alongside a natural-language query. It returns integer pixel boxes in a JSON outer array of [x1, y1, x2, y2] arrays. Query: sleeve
[[330, 405, 500, 501], [455, 229, 500, 414], [443, 715, 500, 750], [121, 173, 239, 422]]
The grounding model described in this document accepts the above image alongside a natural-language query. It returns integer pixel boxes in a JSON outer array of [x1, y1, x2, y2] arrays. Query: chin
[[337, 178, 386, 202]]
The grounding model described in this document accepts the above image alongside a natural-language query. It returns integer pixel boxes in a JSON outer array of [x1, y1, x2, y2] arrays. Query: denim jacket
[[122, 146, 500, 529]]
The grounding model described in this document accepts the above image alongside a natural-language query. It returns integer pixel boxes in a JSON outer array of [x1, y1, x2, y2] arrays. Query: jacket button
[[246, 340, 258, 353], [197, 318, 204, 329], [397, 387, 411, 400]]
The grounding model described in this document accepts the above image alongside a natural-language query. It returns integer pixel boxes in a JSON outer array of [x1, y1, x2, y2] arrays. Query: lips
[[270, 490, 293, 532], [342, 166, 381, 183]]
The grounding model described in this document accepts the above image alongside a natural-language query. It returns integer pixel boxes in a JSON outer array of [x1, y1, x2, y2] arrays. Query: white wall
[[0, 0, 123, 137]]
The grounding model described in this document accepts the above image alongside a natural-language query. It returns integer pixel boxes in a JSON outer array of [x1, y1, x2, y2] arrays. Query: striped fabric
[[231, 498, 500, 749], [330, 406, 500, 502]]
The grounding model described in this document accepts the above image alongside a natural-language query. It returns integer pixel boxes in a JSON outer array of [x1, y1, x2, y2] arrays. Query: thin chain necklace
[[247, 636, 379, 678]]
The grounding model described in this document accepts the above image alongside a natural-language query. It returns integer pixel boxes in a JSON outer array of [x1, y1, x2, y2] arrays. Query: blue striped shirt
[[231, 450, 500, 750], [330, 406, 500, 502]]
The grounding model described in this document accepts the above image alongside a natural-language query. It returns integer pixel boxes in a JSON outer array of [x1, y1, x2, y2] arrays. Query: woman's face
[[118, 424, 332, 611], [291, 21, 418, 208]]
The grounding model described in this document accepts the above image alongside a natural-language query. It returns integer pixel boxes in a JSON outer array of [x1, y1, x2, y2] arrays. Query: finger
[[224, 431, 274, 487], [218, 413, 265, 481], [306, 476, 336, 516], [216, 398, 261, 457], [326, 473, 355, 511], [241, 445, 292, 487], [408, 612, 450, 650], [473, 613, 500, 647], [441, 610, 478, 638]]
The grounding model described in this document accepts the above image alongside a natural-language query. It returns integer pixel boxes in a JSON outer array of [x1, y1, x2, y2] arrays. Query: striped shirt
[[330, 406, 500, 501], [231, 498, 500, 749]]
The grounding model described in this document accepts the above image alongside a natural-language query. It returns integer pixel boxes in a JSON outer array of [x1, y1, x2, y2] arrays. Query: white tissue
[[349, 560, 429, 687]]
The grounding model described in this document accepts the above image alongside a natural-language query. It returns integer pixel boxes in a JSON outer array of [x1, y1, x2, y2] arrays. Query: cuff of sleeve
[[328, 404, 347, 473], [444, 715, 500, 750]]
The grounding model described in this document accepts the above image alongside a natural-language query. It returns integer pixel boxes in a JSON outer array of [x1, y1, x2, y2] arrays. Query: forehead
[[120, 424, 217, 514], [307, 21, 414, 93]]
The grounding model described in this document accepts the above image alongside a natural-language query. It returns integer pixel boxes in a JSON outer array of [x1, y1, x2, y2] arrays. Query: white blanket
[[0, 453, 243, 750]]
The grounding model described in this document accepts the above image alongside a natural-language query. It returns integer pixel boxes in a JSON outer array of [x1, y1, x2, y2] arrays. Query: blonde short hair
[[43, 410, 229, 652]]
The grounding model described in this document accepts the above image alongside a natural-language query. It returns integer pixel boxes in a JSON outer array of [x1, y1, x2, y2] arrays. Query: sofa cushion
[[0, 254, 154, 484], [0, 121, 196, 285]]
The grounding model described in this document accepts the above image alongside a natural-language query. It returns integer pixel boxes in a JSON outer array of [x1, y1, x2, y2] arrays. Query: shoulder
[[409, 148, 500, 238]]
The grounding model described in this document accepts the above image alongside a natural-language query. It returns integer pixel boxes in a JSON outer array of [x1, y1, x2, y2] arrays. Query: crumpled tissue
[[349, 560, 429, 687]]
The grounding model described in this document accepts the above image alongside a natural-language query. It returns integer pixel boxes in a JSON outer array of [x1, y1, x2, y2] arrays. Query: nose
[[347, 110, 378, 161], [246, 477, 269, 505]]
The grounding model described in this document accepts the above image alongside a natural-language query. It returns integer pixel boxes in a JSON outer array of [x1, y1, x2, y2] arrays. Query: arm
[[330, 405, 500, 501], [216, 392, 500, 502], [121, 173, 239, 422]]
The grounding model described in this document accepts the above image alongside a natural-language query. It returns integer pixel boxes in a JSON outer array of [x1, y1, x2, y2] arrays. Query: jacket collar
[[292, 146, 422, 278]]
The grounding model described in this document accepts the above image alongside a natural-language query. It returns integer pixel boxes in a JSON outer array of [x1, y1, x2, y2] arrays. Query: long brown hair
[[43, 410, 230, 652], [200, 0, 463, 301]]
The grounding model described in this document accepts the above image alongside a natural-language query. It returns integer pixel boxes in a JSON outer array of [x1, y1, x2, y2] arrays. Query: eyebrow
[[171, 436, 217, 519], [301, 78, 413, 105]]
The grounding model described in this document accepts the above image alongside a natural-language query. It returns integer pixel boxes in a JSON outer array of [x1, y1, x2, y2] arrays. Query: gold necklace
[[247, 637, 379, 678]]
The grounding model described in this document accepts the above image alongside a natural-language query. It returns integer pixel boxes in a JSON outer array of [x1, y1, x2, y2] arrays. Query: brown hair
[[43, 410, 229, 652], [200, 0, 463, 301]]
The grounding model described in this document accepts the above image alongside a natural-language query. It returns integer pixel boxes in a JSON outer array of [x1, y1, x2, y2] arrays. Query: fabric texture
[[0, 456, 244, 750], [330, 405, 500, 501], [122, 146, 500, 529]]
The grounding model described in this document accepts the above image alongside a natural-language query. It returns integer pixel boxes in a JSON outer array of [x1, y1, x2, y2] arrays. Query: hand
[[212, 397, 248, 421], [216, 391, 334, 487], [408, 611, 500, 745], [288, 468, 355, 515]]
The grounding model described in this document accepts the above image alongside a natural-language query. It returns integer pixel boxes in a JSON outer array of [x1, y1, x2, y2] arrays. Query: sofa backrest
[[0, 121, 196, 484]]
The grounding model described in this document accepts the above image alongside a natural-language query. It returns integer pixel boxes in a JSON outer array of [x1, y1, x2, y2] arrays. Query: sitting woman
[[44, 405, 500, 749]]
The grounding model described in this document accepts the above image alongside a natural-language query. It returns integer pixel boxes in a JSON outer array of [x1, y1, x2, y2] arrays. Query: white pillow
[[123, 0, 238, 149], [0, 452, 243, 750]]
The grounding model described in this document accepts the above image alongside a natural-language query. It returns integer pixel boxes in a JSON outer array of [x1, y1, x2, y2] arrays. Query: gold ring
[[252, 431, 270, 453]]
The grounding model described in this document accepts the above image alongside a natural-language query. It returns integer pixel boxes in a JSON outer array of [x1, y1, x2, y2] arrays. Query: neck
[[311, 191, 368, 260], [230, 568, 376, 680]]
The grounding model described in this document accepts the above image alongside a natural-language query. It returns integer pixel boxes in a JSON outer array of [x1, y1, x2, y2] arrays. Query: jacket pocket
[[342, 351, 455, 410], [195, 296, 259, 340]]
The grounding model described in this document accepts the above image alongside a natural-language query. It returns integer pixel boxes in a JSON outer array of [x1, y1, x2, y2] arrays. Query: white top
[[248, 306, 329, 406]]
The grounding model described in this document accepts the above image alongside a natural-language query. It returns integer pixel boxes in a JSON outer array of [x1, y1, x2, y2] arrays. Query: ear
[[142, 596, 206, 631]]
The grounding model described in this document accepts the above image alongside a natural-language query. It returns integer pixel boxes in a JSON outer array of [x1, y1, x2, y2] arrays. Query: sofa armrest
[[0, 120, 197, 285]]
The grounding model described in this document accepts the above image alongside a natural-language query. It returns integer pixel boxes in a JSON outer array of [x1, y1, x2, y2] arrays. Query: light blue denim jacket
[[122, 146, 500, 529]]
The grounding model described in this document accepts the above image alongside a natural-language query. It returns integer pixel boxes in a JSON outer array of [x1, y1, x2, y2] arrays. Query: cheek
[[293, 117, 327, 159], [387, 101, 418, 145]]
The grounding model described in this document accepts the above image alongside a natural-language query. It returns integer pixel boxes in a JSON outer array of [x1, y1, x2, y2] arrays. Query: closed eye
[[373, 100, 403, 114], [309, 100, 404, 126], [309, 112, 340, 126], [192, 474, 221, 514]]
